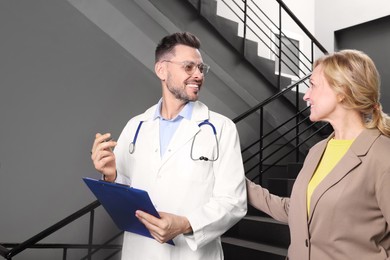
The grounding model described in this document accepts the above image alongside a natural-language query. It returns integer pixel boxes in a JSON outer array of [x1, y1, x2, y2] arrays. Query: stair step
[[247, 204, 269, 216], [233, 215, 290, 248], [286, 162, 303, 178], [195, 0, 292, 89], [222, 237, 287, 260], [268, 177, 295, 197], [244, 214, 286, 225]]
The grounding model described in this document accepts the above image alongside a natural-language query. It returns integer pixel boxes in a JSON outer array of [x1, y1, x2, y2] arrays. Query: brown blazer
[[247, 129, 390, 260]]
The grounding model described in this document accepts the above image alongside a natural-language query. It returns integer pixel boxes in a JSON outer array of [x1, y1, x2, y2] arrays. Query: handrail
[[0, 246, 8, 258], [242, 113, 311, 166], [259, 122, 330, 176], [244, 2, 312, 75], [232, 73, 319, 182], [275, 0, 328, 54], [201, 0, 328, 89], [233, 74, 311, 124], [1, 243, 121, 250]]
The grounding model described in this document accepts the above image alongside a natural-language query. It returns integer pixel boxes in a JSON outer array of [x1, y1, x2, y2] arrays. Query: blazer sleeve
[[376, 169, 390, 227], [246, 178, 290, 223]]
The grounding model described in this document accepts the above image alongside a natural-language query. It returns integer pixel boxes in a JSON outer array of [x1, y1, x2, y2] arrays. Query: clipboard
[[83, 177, 174, 245]]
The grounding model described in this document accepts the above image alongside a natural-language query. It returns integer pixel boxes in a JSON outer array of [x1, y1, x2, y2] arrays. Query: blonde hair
[[314, 49, 390, 137]]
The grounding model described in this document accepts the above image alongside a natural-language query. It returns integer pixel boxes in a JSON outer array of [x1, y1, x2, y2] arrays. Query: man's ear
[[155, 61, 166, 81]]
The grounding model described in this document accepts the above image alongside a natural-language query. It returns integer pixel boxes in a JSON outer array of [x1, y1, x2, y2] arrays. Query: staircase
[[0, 0, 329, 258], [222, 163, 303, 259], [186, 0, 293, 90], [222, 210, 289, 260]]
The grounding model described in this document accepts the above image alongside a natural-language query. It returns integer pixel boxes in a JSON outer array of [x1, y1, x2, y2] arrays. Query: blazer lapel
[[308, 151, 361, 222], [297, 139, 328, 223], [308, 129, 381, 222]]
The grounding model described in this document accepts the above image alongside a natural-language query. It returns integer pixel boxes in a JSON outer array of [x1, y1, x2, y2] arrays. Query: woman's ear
[[337, 93, 345, 103], [155, 61, 166, 81]]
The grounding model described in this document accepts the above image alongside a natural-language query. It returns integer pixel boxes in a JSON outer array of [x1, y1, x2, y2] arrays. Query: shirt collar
[[153, 98, 194, 121]]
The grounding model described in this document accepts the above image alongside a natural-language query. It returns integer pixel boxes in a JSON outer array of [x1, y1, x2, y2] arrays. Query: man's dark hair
[[155, 32, 201, 62]]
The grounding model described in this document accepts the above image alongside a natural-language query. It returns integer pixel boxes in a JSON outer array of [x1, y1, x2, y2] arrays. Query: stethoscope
[[128, 120, 219, 161]]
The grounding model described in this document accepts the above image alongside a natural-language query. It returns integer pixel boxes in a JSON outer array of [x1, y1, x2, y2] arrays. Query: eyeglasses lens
[[165, 60, 209, 75], [184, 63, 209, 75]]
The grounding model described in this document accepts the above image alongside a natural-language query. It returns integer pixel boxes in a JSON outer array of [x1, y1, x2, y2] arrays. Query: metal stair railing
[[0, 200, 123, 260], [233, 74, 331, 183], [197, 0, 328, 89]]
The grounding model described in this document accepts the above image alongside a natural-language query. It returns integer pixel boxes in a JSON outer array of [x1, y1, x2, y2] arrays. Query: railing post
[[295, 83, 300, 162], [88, 209, 95, 260], [259, 107, 264, 185], [277, 4, 282, 90], [62, 248, 67, 260], [242, 0, 247, 56], [311, 41, 314, 68]]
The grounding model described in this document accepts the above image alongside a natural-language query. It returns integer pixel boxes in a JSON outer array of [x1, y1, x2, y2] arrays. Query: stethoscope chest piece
[[190, 120, 219, 162], [128, 121, 144, 155], [129, 142, 135, 154]]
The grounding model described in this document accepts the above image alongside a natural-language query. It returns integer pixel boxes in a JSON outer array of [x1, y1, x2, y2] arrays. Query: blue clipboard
[[83, 177, 174, 245]]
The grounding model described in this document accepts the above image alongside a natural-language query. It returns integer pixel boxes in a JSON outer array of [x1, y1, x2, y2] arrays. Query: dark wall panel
[[335, 15, 390, 112]]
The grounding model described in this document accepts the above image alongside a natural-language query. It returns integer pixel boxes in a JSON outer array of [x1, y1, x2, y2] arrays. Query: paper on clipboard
[[83, 177, 174, 245]]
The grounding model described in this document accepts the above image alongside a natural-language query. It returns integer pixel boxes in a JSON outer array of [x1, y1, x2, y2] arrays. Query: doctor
[[91, 32, 247, 259]]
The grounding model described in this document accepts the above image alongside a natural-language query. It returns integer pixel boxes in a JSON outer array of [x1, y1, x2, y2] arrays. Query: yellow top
[[307, 139, 354, 215]]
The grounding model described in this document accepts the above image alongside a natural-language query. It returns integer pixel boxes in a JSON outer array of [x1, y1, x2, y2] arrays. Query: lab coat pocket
[[174, 145, 215, 184]]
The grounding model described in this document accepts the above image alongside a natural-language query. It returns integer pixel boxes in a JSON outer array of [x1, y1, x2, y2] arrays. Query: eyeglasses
[[163, 60, 210, 75]]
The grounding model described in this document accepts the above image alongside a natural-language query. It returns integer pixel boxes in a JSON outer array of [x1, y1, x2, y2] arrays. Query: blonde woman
[[247, 50, 390, 260]]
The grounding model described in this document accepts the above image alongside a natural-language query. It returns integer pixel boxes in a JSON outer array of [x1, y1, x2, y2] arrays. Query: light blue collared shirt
[[154, 99, 194, 157]]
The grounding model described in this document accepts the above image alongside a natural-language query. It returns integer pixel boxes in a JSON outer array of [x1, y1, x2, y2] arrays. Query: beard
[[166, 74, 200, 102]]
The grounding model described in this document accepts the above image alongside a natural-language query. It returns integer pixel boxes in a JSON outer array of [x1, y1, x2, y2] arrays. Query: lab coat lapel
[[158, 101, 209, 168], [139, 119, 163, 173], [159, 119, 199, 167], [156, 101, 209, 169], [136, 105, 164, 172]]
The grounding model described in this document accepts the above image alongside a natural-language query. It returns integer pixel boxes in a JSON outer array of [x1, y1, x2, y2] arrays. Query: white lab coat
[[114, 101, 247, 260]]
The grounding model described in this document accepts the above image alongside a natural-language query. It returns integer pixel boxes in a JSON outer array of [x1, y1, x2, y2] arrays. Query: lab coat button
[[305, 239, 309, 247]]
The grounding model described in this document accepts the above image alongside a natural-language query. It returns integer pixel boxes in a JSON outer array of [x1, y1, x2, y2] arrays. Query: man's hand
[[91, 133, 117, 182], [135, 210, 192, 244]]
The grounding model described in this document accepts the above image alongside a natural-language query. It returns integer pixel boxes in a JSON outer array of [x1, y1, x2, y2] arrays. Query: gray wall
[[0, 0, 160, 258]]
